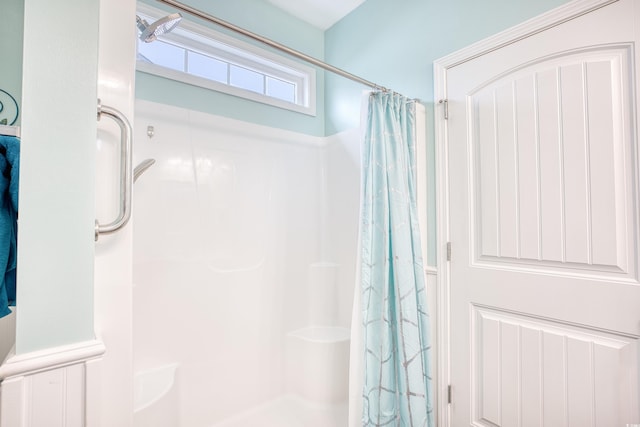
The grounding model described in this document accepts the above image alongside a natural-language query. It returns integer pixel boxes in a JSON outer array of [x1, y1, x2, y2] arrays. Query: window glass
[[229, 65, 264, 94], [188, 51, 228, 83], [138, 40, 184, 72], [266, 77, 295, 103]]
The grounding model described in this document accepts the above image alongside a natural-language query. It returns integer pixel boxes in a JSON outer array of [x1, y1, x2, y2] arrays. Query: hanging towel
[[0, 135, 19, 318]]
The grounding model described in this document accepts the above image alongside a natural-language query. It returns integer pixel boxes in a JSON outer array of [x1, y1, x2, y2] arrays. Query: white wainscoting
[[0, 340, 105, 427]]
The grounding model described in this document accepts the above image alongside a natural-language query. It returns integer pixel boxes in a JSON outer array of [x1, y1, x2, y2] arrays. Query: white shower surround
[[132, 99, 360, 426]]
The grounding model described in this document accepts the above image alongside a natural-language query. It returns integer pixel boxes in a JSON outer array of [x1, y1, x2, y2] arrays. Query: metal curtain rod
[[156, 0, 389, 92]]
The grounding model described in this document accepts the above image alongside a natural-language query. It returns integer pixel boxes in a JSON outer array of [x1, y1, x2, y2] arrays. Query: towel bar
[[95, 100, 133, 241]]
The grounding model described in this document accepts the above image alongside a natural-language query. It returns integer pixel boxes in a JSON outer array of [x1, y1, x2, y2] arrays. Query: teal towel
[[0, 135, 19, 318]]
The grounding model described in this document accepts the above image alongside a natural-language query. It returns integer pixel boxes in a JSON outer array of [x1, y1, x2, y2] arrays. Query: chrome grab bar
[[95, 100, 133, 241]]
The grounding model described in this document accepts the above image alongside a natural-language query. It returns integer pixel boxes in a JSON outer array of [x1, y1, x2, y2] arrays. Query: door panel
[[446, 1, 640, 425], [469, 44, 635, 278], [471, 306, 637, 427]]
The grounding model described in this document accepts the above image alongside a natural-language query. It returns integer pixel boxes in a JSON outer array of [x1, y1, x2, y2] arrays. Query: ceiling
[[266, 0, 366, 30]]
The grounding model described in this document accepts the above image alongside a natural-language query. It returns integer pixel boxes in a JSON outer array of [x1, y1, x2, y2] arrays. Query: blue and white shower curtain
[[351, 91, 433, 427]]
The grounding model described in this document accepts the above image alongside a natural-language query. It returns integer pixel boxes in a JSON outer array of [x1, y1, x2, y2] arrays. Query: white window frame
[[136, 3, 317, 116]]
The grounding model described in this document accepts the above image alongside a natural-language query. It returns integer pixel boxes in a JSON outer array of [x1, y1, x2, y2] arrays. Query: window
[[136, 3, 316, 116]]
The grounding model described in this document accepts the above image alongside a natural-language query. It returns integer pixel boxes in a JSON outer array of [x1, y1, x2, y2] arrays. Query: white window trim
[[136, 3, 317, 116]]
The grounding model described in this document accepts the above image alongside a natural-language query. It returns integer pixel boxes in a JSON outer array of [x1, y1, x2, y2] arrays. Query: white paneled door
[[443, 1, 640, 425]]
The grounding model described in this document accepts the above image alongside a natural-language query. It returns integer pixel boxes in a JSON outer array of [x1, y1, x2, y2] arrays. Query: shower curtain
[[349, 91, 433, 427]]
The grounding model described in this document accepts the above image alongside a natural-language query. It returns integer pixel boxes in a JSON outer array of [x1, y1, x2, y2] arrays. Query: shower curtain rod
[[156, 0, 390, 92]]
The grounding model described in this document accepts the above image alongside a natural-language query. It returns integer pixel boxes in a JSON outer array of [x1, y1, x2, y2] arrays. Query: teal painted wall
[[18, 0, 98, 354], [325, 0, 571, 265], [0, 0, 24, 126], [136, 0, 326, 136]]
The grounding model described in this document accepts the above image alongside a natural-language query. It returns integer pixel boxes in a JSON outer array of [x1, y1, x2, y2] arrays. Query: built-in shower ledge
[[0, 339, 106, 380], [287, 326, 350, 343], [286, 327, 350, 402]]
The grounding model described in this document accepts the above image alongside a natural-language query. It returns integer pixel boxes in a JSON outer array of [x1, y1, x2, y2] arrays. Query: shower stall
[[131, 99, 361, 426], [0, 1, 434, 426]]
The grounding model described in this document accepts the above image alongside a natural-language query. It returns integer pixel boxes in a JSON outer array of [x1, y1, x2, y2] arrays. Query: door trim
[[433, 1, 618, 425]]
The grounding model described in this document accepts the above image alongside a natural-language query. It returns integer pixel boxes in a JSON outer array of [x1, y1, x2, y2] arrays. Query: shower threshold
[[210, 394, 348, 427]]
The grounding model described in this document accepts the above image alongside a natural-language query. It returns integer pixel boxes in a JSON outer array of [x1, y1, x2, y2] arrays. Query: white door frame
[[432, 1, 619, 425]]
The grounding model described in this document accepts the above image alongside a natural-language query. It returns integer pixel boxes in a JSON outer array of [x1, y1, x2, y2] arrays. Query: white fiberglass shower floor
[[210, 395, 348, 427]]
